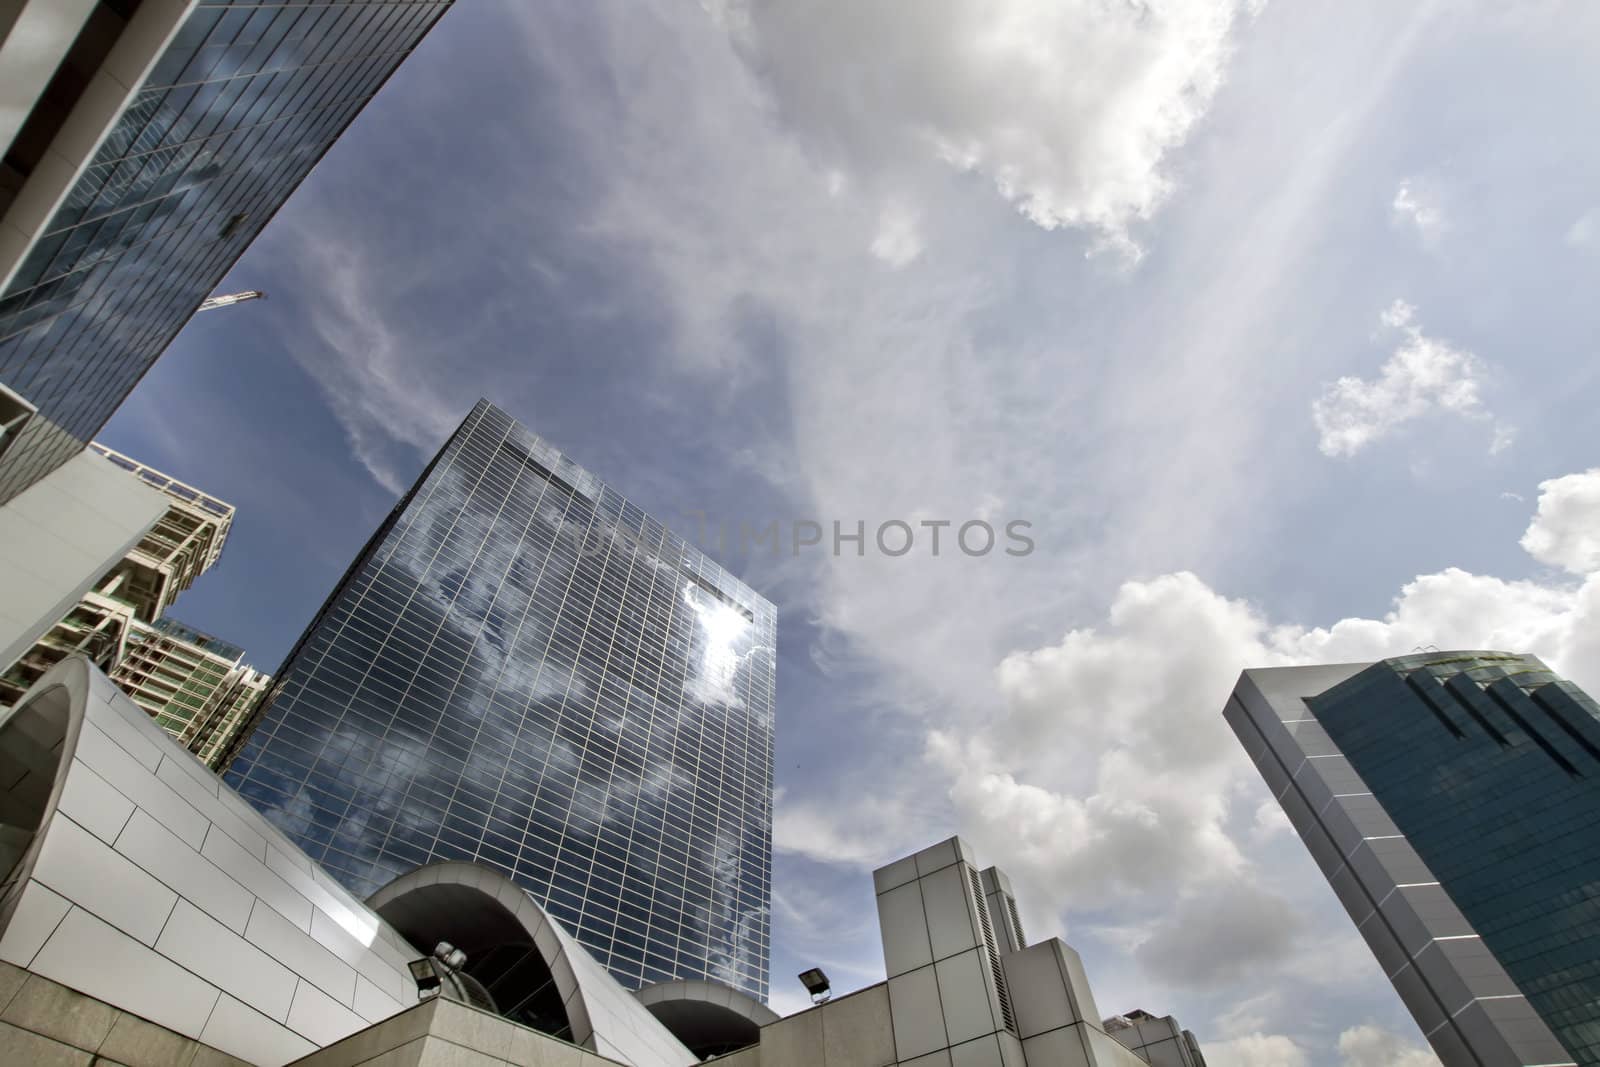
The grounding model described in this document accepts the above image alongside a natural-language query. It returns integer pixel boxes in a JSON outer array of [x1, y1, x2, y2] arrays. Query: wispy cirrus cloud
[[282, 229, 462, 495]]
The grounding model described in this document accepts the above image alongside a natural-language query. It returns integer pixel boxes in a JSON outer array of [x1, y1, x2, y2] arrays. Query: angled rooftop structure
[[1227, 652, 1600, 1067]]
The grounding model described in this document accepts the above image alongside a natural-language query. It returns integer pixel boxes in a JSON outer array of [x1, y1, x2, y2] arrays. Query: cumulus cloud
[[1252, 799, 1292, 840], [1520, 468, 1600, 574], [1205, 1026, 1441, 1067], [1337, 1025, 1441, 1067], [1391, 179, 1446, 242], [709, 0, 1265, 257], [1134, 882, 1302, 986], [773, 796, 914, 868], [1313, 300, 1505, 457], [925, 480, 1600, 991], [1205, 1033, 1311, 1067]]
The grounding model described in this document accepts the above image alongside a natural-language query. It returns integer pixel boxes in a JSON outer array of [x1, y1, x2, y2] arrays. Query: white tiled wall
[[0, 450, 165, 671], [0, 659, 422, 1066], [869, 838, 1147, 1067]]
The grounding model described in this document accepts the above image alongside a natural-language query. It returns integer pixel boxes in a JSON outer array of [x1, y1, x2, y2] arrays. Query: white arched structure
[[0, 657, 423, 1066], [368, 861, 696, 1067], [634, 978, 778, 1058]]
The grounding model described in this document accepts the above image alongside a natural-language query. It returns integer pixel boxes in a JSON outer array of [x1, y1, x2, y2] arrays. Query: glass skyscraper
[[225, 400, 776, 1000], [1228, 653, 1600, 1067], [0, 0, 452, 504]]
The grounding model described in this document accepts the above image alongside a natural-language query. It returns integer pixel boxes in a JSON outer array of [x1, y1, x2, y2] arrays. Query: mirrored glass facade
[[0, 0, 452, 504], [1230, 653, 1600, 1067], [1307, 654, 1600, 1067], [225, 401, 776, 1000]]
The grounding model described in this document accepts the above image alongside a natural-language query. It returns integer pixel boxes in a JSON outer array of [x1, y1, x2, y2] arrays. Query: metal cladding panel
[[0, 658, 418, 1067], [0, 448, 165, 673]]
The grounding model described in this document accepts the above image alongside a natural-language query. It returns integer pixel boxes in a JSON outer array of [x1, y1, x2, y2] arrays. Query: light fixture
[[408, 957, 441, 999], [433, 941, 468, 973], [798, 967, 831, 1005]]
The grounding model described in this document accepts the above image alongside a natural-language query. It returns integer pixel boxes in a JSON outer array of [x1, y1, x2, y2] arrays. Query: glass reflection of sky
[[227, 401, 775, 999], [683, 584, 752, 709], [0, 2, 452, 504]]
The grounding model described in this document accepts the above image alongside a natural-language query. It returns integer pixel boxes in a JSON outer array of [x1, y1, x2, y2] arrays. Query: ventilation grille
[[1006, 895, 1027, 949], [969, 867, 1016, 1033]]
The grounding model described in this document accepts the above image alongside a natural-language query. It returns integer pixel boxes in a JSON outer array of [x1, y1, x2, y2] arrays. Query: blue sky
[[101, 2, 1600, 1064]]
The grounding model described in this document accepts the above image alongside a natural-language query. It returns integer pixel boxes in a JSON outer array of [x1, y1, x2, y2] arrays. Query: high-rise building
[[0, 442, 267, 769], [85, 442, 233, 621], [110, 615, 272, 768], [0, 446, 165, 678], [0, 442, 236, 700], [1227, 652, 1600, 1067], [225, 400, 777, 1000], [0, 0, 454, 504]]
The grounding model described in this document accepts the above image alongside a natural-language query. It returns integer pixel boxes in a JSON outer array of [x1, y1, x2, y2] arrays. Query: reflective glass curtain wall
[[0, 0, 452, 504], [1307, 654, 1600, 1067], [226, 401, 776, 1000]]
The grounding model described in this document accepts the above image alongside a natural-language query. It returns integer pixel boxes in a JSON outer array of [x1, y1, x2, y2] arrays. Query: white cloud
[[276, 222, 464, 495], [1205, 1033, 1311, 1067], [1520, 468, 1600, 574], [870, 203, 924, 268], [1252, 799, 1292, 840], [1567, 209, 1597, 249], [711, 0, 1265, 256], [920, 485, 1600, 996], [1391, 179, 1446, 242], [1134, 881, 1302, 986], [1313, 300, 1505, 457], [773, 796, 918, 868], [1337, 1024, 1441, 1067]]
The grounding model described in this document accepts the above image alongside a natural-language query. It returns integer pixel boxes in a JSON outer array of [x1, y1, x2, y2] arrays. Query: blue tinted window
[[226, 402, 776, 1000]]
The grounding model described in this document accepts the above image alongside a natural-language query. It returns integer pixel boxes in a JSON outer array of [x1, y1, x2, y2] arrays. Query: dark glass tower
[[0, 0, 453, 504], [225, 401, 776, 1000], [1228, 653, 1600, 1067]]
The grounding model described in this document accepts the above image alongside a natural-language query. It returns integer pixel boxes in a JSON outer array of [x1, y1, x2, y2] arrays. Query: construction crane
[[195, 290, 265, 312]]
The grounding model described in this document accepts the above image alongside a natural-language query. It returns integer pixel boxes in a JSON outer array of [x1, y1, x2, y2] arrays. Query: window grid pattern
[[0, 0, 452, 504], [225, 401, 776, 1000], [1309, 654, 1600, 1066]]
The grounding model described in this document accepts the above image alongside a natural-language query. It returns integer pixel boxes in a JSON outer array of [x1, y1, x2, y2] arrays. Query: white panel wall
[[548, 911, 698, 1067], [873, 838, 1025, 1067], [0, 0, 100, 159], [0, 0, 193, 287], [0, 661, 421, 1066], [865, 837, 1152, 1067], [0, 450, 165, 672]]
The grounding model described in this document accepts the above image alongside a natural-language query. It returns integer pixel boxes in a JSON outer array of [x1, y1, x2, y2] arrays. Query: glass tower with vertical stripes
[[0, 0, 453, 504], [1228, 653, 1600, 1067], [225, 400, 775, 1000]]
